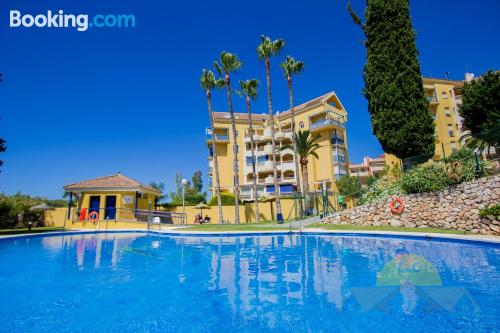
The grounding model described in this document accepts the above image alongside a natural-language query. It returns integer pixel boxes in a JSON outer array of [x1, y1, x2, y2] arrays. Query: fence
[[69, 207, 186, 226]]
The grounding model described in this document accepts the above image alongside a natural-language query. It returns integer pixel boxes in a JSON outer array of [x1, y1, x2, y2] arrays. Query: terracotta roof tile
[[64, 173, 161, 193]]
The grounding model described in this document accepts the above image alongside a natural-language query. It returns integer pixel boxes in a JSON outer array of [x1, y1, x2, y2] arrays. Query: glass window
[[445, 107, 451, 116], [299, 121, 304, 129], [442, 91, 448, 99]]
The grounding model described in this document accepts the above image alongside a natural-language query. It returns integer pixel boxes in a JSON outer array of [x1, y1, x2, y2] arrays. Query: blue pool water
[[0, 232, 499, 332]]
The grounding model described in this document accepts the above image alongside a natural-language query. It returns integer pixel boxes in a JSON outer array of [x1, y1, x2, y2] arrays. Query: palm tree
[[214, 52, 243, 224], [200, 69, 225, 224], [257, 35, 285, 223], [280, 55, 305, 218], [238, 79, 261, 223], [280, 130, 320, 211]]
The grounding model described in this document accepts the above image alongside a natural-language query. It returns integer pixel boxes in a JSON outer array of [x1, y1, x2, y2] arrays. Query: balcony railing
[[426, 94, 438, 103], [207, 134, 230, 141], [333, 155, 346, 163], [310, 118, 345, 131]]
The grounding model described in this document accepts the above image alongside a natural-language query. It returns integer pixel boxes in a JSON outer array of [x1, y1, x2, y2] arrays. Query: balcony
[[206, 128, 230, 143], [244, 134, 261, 144], [333, 155, 347, 163], [310, 118, 345, 132], [426, 94, 438, 104]]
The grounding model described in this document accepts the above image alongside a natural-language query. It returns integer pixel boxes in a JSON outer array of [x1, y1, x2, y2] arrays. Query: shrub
[[401, 163, 452, 193], [337, 176, 363, 199], [359, 178, 402, 204], [208, 193, 241, 206], [480, 204, 500, 219]]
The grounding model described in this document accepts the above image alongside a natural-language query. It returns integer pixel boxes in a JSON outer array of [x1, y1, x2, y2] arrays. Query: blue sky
[[1, 0, 499, 199]]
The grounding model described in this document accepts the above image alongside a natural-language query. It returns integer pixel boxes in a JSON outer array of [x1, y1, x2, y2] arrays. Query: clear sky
[[1, 0, 499, 199]]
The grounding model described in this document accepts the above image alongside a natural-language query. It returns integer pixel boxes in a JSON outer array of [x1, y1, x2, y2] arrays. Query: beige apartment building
[[206, 92, 349, 200]]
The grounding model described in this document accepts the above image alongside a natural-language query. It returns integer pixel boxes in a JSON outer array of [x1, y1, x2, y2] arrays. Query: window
[[448, 124, 454, 137], [246, 157, 254, 166], [299, 121, 304, 129], [445, 107, 451, 117], [442, 91, 448, 99], [451, 141, 457, 152]]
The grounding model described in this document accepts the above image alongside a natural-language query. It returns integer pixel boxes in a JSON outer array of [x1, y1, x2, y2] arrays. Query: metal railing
[[207, 134, 230, 141], [70, 207, 186, 226], [310, 118, 345, 130]]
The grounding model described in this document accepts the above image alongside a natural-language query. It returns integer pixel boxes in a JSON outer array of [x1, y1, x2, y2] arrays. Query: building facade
[[207, 92, 349, 200], [385, 76, 465, 169], [349, 155, 386, 184]]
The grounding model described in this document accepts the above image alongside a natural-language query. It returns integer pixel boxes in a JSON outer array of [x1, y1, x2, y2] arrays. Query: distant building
[[349, 155, 386, 184], [385, 76, 465, 169]]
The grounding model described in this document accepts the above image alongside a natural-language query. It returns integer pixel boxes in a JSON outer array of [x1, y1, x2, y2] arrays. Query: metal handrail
[[70, 207, 186, 225]]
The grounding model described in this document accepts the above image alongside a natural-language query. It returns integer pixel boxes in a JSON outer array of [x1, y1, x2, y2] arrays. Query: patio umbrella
[[30, 203, 54, 211], [194, 202, 210, 215]]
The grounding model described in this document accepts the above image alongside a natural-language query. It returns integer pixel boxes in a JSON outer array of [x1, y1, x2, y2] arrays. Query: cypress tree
[[348, 0, 435, 160]]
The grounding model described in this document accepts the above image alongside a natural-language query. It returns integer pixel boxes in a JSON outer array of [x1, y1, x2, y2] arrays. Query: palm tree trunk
[[247, 96, 260, 223], [301, 161, 310, 211], [287, 77, 304, 218], [225, 75, 240, 224], [265, 58, 283, 222], [206, 91, 223, 224]]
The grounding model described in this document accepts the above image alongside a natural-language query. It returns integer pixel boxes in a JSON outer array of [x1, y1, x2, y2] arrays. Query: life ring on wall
[[390, 198, 405, 214], [88, 211, 99, 222]]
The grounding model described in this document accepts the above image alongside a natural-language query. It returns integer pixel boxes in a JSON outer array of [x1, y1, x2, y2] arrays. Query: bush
[[208, 193, 241, 206], [337, 176, 363, 198], [480, 204, 500, 219], [359, 178, 402, 204], [0, 193, 46, 229], [401, 163, 452, 193]]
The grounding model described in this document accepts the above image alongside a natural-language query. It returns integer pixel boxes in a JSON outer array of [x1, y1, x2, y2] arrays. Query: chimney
[[465, 72, 475, 83]]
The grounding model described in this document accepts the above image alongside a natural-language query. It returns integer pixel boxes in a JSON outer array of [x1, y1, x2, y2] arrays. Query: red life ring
[[88, 211, 99, 222], [390, 198, 405, 214]]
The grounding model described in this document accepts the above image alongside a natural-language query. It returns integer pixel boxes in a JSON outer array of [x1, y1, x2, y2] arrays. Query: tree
[[214, 52, 243, 224], [238, 79, 261, 223], [337, 176, 363, 203], [257, 35, 285, 223], [280, 55, 305, 217], [149, 181, 166, 203], [348, 0, 435, 161], [200, 69, 225, 224], [0, 137, 6, 172], [191, 171, 203, 193], [280, 130, 320, 210], [459, 70, 500, 155]]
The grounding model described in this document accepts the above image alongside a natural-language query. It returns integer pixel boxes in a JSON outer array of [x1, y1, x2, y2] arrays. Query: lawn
[[183, 223, 289, 232], [0, 227, 65, 236], [308, 223, 470, 235]]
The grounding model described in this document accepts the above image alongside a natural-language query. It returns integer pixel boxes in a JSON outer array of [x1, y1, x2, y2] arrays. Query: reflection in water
[[2, 233, 497, 332]]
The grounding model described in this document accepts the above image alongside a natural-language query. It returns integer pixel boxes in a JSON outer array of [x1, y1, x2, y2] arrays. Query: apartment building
[[385, 76, 465, 168], [206, 92, 349, 200], [349, 155, 386, 184]]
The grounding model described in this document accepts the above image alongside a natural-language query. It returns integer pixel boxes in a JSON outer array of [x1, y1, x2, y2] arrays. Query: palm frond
[[257, 35, 285, 60], [281, 55, 305, 78]]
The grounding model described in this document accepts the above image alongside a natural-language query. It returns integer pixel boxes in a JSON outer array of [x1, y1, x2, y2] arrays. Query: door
[[105, 196, 117, 220], [89, 196, 101, 218]]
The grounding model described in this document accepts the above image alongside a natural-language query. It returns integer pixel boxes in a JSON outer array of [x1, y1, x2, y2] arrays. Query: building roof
[[422, 76, 464, 87], [212, 91, 342, 121], [64, 173, 162, 194]]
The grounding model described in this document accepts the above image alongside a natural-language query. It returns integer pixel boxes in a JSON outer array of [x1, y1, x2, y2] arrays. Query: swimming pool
[[0, 232, 499, 332]]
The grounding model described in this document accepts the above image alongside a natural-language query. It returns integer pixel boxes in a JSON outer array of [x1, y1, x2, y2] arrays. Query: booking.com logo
[[9, 10, 135, 32]]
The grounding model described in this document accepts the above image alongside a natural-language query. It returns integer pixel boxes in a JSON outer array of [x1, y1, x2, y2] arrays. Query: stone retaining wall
[[325, 175, 500, 235]]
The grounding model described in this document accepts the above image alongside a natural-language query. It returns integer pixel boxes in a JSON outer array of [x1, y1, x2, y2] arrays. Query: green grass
[[0, 227, 65, 236], [308, 223, 470, 235], [183, 223, 289, 232]]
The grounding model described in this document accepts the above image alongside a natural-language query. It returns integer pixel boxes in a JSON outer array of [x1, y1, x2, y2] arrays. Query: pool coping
[[1, 227, 500, 245]]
